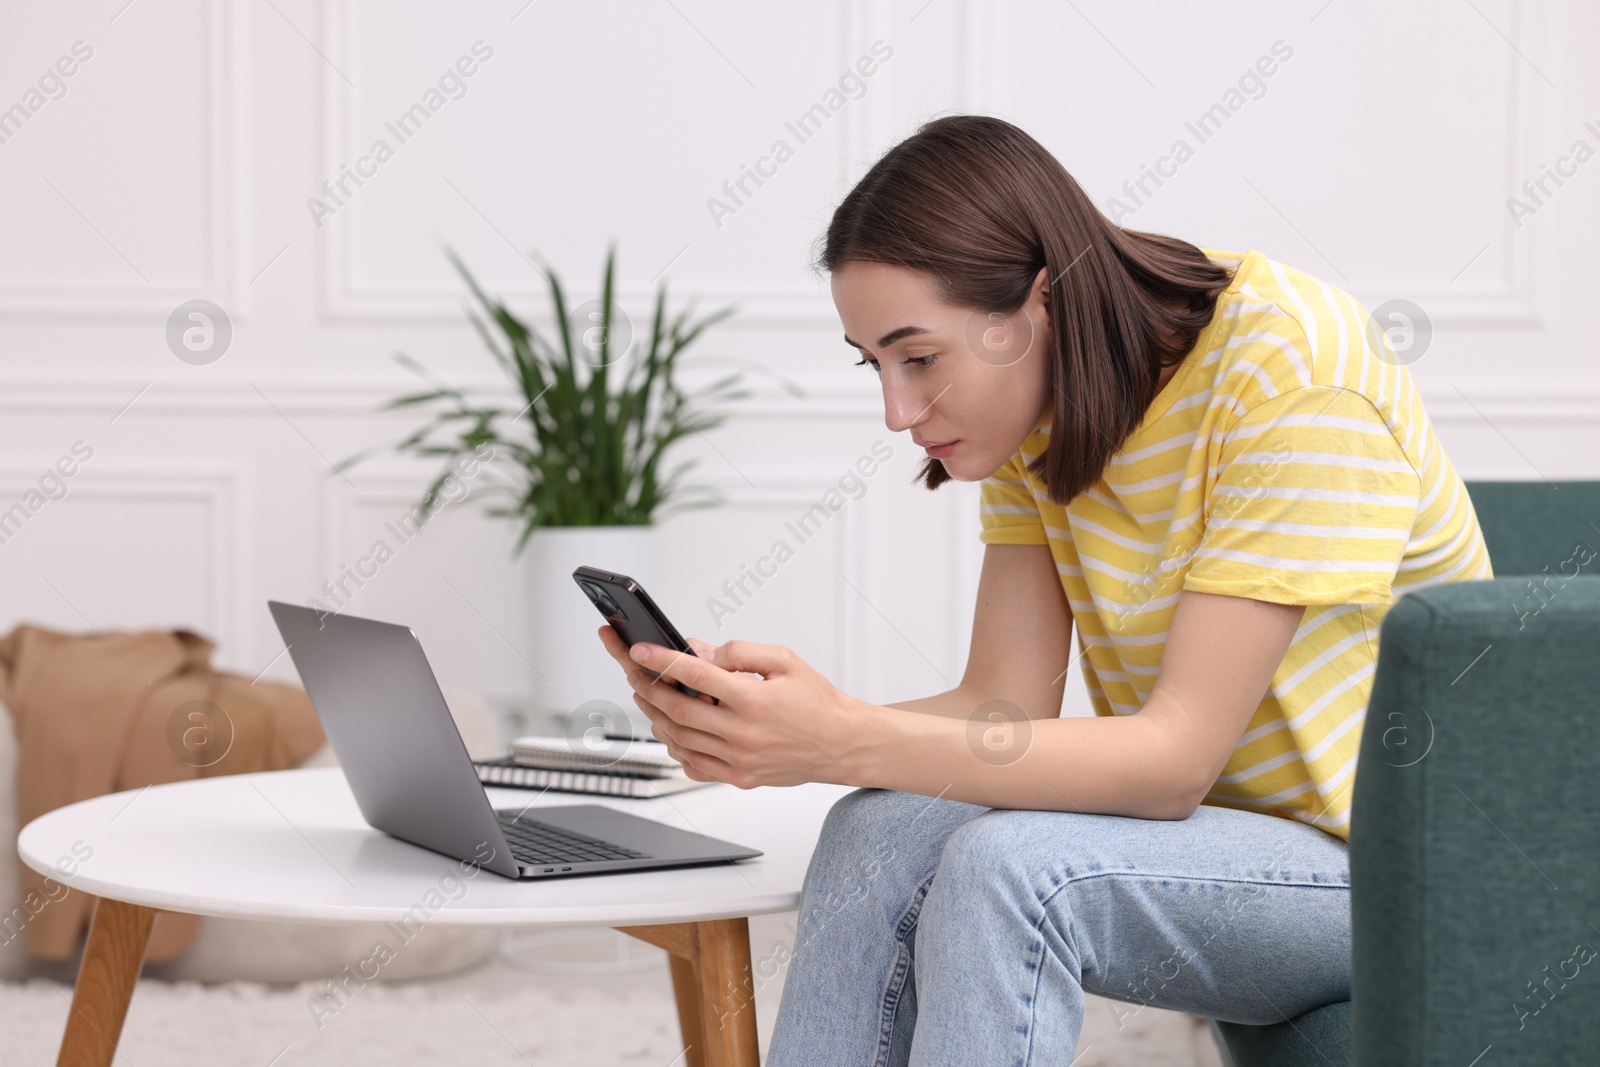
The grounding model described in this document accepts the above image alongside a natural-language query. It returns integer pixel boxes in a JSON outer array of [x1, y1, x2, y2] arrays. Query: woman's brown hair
[[815, 114, 1234, 504]]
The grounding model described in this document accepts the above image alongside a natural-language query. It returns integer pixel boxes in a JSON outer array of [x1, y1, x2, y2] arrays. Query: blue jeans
[[767, 788, 1351, 1066]]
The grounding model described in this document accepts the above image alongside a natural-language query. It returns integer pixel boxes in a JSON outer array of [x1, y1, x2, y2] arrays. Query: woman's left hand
[[596, 628, 870, 789]]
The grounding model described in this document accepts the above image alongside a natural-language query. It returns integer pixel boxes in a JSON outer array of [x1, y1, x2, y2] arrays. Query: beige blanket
[[0, 623, 324, 961]]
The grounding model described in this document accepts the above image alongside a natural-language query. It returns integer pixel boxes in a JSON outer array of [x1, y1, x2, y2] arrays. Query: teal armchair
[[1208, 481, 1600, 1066]]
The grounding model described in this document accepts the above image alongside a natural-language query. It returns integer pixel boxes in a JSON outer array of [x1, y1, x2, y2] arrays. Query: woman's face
[[831, 261, 1052, 481]]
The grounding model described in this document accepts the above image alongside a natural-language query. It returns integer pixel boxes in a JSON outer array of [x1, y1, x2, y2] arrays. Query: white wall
[[1, 0, 1594, 726]]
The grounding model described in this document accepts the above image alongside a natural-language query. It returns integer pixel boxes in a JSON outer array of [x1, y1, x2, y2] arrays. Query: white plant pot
[[525, 524, 658, 736]]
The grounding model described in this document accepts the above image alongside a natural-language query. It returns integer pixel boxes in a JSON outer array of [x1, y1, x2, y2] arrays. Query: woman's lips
[[922, 440, 958, 458]]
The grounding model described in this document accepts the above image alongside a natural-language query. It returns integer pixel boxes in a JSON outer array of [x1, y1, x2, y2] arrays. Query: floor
[[2, 917, 1225, 1065]]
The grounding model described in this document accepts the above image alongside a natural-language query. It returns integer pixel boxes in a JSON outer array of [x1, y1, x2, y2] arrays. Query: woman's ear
[[1034, 266, 1053, 331], [1034, 265, 1052, 330]]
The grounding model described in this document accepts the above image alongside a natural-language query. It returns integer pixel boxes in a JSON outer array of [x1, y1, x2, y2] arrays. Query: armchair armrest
[[1351, 576, 1600, 1065]]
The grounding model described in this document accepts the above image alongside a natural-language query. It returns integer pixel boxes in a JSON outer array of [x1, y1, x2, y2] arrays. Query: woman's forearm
[[840, 690, 1198, 820], [884, 683, 993, 719], [884, 681, 1064, 722]]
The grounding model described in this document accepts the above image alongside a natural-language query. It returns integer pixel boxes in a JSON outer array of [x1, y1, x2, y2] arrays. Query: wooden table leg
[[667, 954, 707, 1067], [58, 897, 157, 1067], [618, 917, 759, 1067]]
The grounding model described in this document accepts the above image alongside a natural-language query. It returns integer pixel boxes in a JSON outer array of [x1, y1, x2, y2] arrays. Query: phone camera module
[[581, 583, 624, 619]]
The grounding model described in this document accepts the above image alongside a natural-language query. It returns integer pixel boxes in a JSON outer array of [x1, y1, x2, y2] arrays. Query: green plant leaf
[[348, 246, 753, 548]]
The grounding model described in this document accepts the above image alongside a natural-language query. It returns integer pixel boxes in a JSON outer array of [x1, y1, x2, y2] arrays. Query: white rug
[[4, 966, 686, 1066], [1, 934, 1223, 1066]]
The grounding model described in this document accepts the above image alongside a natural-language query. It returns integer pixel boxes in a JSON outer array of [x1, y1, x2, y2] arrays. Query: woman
[[597, 115, 1491, 1063]]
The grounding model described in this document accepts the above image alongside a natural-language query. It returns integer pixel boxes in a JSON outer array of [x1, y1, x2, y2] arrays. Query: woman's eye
[[854, 356, 933, 371]]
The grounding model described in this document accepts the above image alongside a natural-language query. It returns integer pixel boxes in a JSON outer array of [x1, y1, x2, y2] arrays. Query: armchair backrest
[[1463, 480, 1600, 578]]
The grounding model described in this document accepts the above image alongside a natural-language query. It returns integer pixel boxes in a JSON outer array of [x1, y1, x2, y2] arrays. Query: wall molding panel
[[0, 0, 248, 318], [315, 0, 852, 325], [0, 460, 250, 667]]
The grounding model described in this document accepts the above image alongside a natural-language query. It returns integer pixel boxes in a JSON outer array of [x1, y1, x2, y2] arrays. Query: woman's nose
[[882, 381, 929, 434]]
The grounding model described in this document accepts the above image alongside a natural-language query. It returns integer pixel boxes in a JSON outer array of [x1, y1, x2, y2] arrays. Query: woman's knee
[[801, 790, 910, 891], [791, 791, 963, 949], [818, 787, 911, 843], [816, 788, 980, 860], [932, 808, 1115, 901], [932, 810, 1037, 906], [803, 788, 987, 909]]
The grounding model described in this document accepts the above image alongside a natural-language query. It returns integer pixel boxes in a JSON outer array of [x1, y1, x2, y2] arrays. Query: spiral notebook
[[510, 734, 684, 775], [471, 757, 711, 798]]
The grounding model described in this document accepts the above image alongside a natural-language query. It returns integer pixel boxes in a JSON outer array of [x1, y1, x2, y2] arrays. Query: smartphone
[[573, 565, 718, 706]]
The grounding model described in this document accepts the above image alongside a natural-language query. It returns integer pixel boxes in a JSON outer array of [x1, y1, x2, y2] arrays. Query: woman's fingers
[[682, 638, 721, 703], [687, 636, 716, 660], [639, 700, 738, 777], [702, 638, 794, 678], [634, 692, 734, 758], [660, 734, 737, 782], [597, 624, 634, 669], [631, 667, 744, 739], [602, 629, 717, 702]]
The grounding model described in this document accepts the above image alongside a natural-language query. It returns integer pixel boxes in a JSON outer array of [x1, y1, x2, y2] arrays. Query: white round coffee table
[[18, 767, 853, 1067]]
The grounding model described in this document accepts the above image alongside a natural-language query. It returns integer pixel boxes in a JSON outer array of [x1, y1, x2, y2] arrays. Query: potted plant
[[335, 244, 797, 730]]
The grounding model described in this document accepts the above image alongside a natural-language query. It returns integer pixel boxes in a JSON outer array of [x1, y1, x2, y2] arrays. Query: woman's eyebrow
[[843, 325, 931, 351]]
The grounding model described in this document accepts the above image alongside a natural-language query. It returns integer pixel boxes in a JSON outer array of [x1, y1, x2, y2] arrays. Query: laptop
[[267, 600, 762, 880]]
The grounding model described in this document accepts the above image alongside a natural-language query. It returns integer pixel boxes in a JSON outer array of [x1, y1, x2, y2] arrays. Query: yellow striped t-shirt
[[977, 247, 1492, 842]]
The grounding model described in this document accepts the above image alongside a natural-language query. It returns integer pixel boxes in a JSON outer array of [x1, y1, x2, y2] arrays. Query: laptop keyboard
[[495, 812, 651, 866]]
